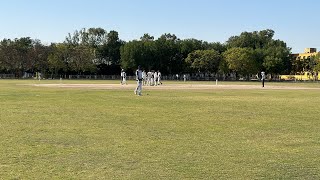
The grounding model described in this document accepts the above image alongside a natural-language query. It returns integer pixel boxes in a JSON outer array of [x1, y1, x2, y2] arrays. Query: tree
[[120, 40, 155, 71], [226, 29, 291, 76], [0, 37, 42, 77], [68, 45, 95, 74], [207, 42, 227, 54], [13, 37, 35, 74], [63, 28, 124, 75], [140, 33, 154, 42], [47, 43, 70, 77], [223, 47, 258, 77], [311, 53, 320, 73], [155, 33, 181, 74], [0, 39, 16, 73], [178, 39, 208, 73], [32, 40, 51, 74], [120, 40, 143, 71], [0, 28, 295, 78], [227, 29, 274, 49], [291, 56, 303, 74], [106, 30, 123, 65], [179, 39, 205, 57], [263, 46, 291, 74], [65, 30, 81, 46], [64, 28, 107, 47], [185, 50, 221, 73], [87, 28, 107, 48]]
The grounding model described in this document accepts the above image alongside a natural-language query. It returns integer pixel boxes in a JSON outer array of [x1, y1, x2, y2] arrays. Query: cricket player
[[120, 69, 124, 84], [142, 70, 146, 86], [121, 69, 127, 85], [157, 70, 162, 85], [147, 71, 151, 86], [154, 71, 158, 86], [122, 70, 127, 85], [261, 71, 266, 87], [150, 71, 154, 86], [134, 66, 143, 96], [38, 72, 41, 81]]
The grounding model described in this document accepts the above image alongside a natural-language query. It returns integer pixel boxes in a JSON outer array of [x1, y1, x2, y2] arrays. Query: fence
[[0, 74, 15, 79], [65, 75, 184, 80], [0, 73, 262, 81], [66, 74, 220, 81], [65, 74, 235, 81], [1, 73, 317, 82]]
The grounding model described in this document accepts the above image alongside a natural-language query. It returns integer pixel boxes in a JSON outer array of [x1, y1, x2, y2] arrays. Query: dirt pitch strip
[[29, 83, 320, 90]]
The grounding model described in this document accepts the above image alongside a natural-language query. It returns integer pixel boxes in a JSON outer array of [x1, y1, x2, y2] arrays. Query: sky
[[0, 0, 319, 53]]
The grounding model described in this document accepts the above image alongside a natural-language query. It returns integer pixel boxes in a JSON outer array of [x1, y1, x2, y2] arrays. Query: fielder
[[120, 69, 124, 84], [121, 69, 127, 85], [134, 66, 143, 96], [154, 71, 158, 86], [142, 70, 147, 86], [157, 70, 162, 85], [150, 71, 154, 86], [38, 72, 41, 81], [147, 71, 152, 86]]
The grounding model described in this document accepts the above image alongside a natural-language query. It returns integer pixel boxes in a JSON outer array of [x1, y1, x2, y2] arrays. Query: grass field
[[1, 79, 320, 179]]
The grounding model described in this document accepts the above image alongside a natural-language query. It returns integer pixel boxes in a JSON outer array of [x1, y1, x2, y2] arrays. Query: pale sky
[[0, 0, 319, 53]]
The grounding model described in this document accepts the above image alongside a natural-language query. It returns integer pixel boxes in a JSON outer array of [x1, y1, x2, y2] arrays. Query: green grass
[[1, 80, 320, 179]]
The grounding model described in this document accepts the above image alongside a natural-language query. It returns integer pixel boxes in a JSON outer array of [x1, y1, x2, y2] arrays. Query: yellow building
[[291, 48, 318, 61], [280, 48, 320, 80]]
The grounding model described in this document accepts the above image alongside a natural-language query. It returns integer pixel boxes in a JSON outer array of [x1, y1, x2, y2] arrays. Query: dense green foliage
[[223, 47, 257, 75], [185, 49, 221, 73], [0, 28, 299, 78]]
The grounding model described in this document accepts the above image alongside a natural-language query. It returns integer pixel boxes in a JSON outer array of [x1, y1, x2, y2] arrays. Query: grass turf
[[0, 80, 320, 179]]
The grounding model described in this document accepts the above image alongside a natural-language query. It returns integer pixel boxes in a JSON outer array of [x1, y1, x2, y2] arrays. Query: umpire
[[261, 71, 266, 87]]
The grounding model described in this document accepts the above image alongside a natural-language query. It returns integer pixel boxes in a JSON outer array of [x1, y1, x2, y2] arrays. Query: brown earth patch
[[30, 83, 320, 90]]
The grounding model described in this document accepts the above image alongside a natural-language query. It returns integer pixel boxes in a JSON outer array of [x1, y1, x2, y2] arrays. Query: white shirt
[[261, 72, 266, 80], [142, 71, 146, 79]]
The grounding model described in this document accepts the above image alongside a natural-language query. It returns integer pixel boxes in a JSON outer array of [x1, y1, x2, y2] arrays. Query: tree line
[[0, 28, 318, 79]]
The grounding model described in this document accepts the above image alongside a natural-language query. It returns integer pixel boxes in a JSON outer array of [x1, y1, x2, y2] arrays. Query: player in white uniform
[[134, 66, 143, 96], [261, 71, 266, 87], [150, 71, 154, 86], [38, 72, 42, 81], [122, 71, 127, 85], [121, 69, 127, 85], [154, 71, 158, 86], [147, 71, 152, 86], [142, 70, 146, 86], [120, 69, 124, 84], [157, 70, 162, 85]]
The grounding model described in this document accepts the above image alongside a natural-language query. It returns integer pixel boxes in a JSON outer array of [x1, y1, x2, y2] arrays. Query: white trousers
[[122, 77, 126, 85], [135, 80, 142, 95]]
